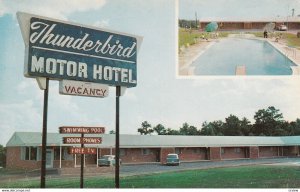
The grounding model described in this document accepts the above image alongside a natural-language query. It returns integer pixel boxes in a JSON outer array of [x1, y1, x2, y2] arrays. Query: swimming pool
[[192, 38, 296, 75]]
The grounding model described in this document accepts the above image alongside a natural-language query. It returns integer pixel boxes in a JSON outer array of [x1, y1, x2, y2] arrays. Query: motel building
[[197, 18, 300, 31], [5, 132, 300, 170]]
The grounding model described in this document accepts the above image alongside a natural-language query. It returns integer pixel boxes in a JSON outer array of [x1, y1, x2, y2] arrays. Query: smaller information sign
[[69, 147, 97, 154], [63, 137, 102, 144], [59, 126, 105, 134]]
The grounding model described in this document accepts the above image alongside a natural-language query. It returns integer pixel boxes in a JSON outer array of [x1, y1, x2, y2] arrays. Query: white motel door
[[46, 149, 54, 168]]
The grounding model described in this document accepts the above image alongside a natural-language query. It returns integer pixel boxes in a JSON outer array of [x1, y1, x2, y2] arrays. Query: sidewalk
[[266, 38, 300, 75], [178, 39, 216, 75]]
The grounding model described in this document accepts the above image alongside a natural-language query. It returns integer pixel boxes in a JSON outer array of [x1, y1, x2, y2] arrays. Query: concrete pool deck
[[266, 38, 300, 75], [178, 34, 300, 76], [178, 39, 215, 75]]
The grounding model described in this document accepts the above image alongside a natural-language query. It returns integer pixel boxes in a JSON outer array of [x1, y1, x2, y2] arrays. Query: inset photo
[[178, 0, 300, 76]]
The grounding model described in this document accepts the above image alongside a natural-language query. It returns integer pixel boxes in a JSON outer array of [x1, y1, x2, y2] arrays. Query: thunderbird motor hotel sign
[[17, 12, 142, 87]]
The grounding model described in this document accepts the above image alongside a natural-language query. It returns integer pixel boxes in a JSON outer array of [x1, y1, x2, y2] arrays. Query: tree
[[0, 144, 5, 167], [165, 128, 180, 135], [252, 106, 284, 136], [153, 124, 167, 135], [223, 115, 243, 136], [179, 123, 199, 135], [109, 130, 115, 134], [240, 117, 252, 136], [277, 121, 291, 136], [290, 118, 300, 135], [199, 121, 224, 136], [200, 121, 216, 135], [137, 121, 154, 135], [178, 19, 197, 29]]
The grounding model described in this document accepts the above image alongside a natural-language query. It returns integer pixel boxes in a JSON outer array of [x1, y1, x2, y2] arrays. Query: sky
[[0, 0, 300, 146], [179, 0, 300, 20]]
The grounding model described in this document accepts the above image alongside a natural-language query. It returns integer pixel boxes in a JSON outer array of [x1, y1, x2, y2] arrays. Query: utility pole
[[195, 12, 198, 29]]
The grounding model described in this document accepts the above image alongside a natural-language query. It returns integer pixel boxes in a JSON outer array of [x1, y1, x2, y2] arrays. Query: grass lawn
[[1, 165, 300, 188], [248, 31, 300, 49], [179, 28, 300, 51], [285, 33, 300, 48], [178, 28, 229, 48]]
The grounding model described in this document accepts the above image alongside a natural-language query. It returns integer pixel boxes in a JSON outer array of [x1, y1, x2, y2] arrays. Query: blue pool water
[[193, 38, 296, 75]]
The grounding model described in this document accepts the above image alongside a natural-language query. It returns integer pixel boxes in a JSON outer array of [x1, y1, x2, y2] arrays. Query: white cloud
[[93, 19, 110, 28], [186, 77, 300, 124], [48, 83, 86, 121], [0, 0, 106, 20], [0, 99, 42, 145], [179, 0, 300, 20], [123, 89, 137, 102]]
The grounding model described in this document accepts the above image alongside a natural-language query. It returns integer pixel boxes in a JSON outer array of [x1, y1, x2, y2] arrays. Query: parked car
[[276, 24, 287, 31], [166, 153, 180, 166], [98, 155, 121, 166]]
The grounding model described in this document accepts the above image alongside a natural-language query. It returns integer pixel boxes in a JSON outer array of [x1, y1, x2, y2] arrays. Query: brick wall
[[99, 148, 115, 156], [6, 147, 41, 170], [251, 23, 266, 29], [53, 160, 74, 168], [288, 23, 300, 30], [120, 148, 159, 163], [85, 154, 97, 164], [200, 22, 300, 31], [259, 146, 280, 158], [98, 148, 160, 164], [250, 146, 259, 159], [210, 147, 221, 161], [282, 146, 299, 156], [221, 147, 248, 160], [177, 147, 208, 161], [160, 148, 175, 164]]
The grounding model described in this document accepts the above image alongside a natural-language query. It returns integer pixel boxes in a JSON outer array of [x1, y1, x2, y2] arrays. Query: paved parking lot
[[120, 157, 300, 176]]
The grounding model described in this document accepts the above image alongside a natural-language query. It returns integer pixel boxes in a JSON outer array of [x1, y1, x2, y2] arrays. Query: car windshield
[[167, 154, 178, 158], [102, 155, 113, 160]]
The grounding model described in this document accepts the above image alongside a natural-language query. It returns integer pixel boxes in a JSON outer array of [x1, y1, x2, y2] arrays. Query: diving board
[[235, 66, 246, 75]]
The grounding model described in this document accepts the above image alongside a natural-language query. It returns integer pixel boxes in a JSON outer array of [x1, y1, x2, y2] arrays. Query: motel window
[[198, 148, 206, 154], [63, 147, 74, 160], [25, 147, 30, 160], [21, 147, 38, 161], [120, 149, 126, 156], [234, 148, 241, 153], [221, 148, 225, 154], [54, 147, 60, 160], [30, 147, 37, 160], [193, 148, 201, 154], [142, 149, 150, 155], [175, 148, 182, 155], [37, 147, 41, 161]]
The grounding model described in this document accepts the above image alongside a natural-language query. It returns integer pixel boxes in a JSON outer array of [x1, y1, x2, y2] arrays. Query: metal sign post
[[115, 86, 120, 188], [80, 133, 84, 188], [40, 78, 49, 188]]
